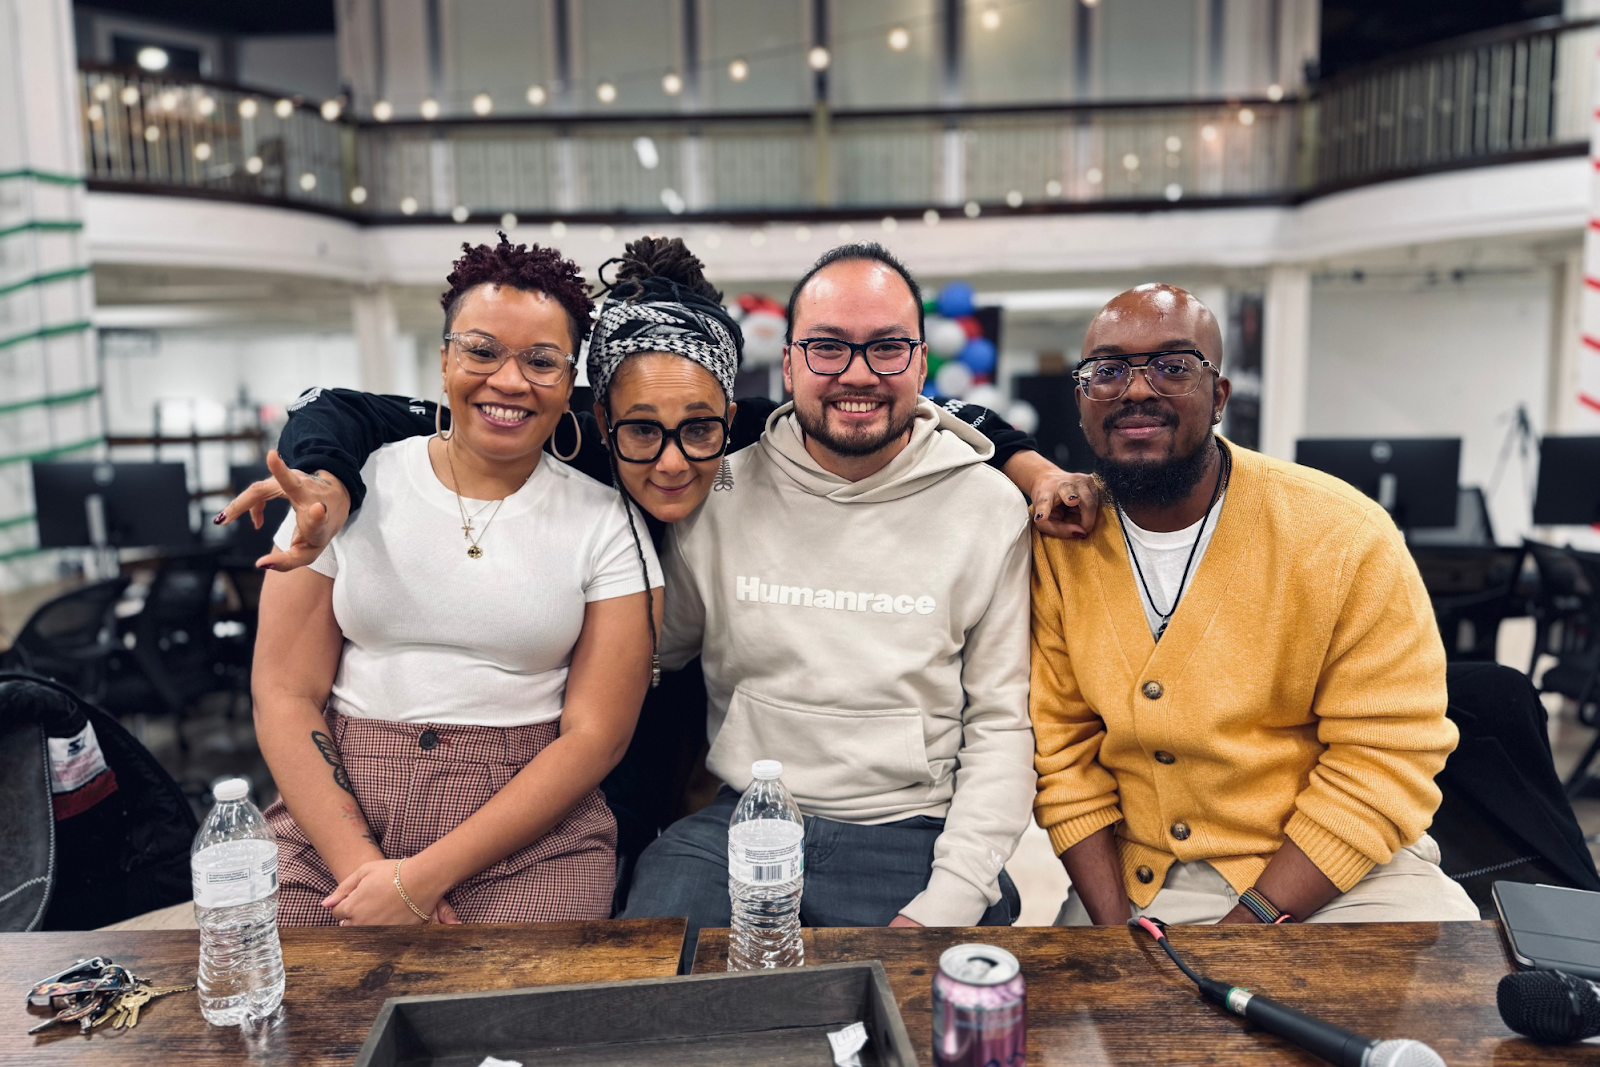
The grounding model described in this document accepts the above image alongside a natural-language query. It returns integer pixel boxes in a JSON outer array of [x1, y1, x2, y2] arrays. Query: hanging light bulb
[[274, 98, 294, 118], [197, 95, 216, 117], [245, 155, 264, 174], [807, 47, 831, 71], [298, 172, 317, 191], [420, 97, 440, 119], [963, 201, 981, 218], [320, 99, 342, 121], [728, 58, 750, 82], [596, 82, 618, 103], [501, 212, 518, 229], [888, 27, 910, 51], [144, 125, 161, 142], [472, 93, 493, 115], [981, 7, 1001, 29], [193, 142, 212, 161], [1238, 108, 1256, 126], [136, 46, 169, 71], [238, 97, 258, 118], [923, 208, 940, 225], [451, 205, 470, 223], [350, 186, 368, 204], [93, 82, 113, 101], [373, 100, 393, 121], [121, 86, 142, 106], [527, 85, 547, 106], [662, 72, 683, 96], [1266, 83, 1284, 102], [1045, 179, 1062, 197], [400, 196, 419, 215], [86, 104, 104, 122]]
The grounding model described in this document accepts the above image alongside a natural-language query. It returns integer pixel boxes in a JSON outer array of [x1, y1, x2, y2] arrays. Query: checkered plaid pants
[[264, 709, 616, 925]]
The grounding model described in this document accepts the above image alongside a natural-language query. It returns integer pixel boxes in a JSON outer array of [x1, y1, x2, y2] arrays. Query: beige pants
[[1054, 835, 1480, 925]]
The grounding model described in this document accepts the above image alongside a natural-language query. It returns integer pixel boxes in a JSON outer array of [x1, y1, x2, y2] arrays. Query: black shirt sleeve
[[724, 392, 1037, 471], [276, 387, 611, 510]]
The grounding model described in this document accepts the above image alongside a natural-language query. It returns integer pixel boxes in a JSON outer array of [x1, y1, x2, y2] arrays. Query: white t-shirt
[[275, 436, 662, 727], [1120, 493, 1225, 639]]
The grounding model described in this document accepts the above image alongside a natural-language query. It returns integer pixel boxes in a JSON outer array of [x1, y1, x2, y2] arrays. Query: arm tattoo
[[312, 730, 354, 795]]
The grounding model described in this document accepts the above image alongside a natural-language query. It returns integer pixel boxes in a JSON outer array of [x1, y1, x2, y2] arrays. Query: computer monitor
[[1294, 437, 1461, 529], [228, 463, 290, 558], [1532, 437, 1600, 526], [32, 462, 193, 548]]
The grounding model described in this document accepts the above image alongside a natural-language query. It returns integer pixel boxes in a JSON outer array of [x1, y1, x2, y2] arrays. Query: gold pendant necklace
[[443, 437, 531, 559]]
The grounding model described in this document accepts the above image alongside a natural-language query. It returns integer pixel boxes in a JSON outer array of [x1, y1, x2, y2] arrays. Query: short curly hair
[[440, 232, 594, 352]]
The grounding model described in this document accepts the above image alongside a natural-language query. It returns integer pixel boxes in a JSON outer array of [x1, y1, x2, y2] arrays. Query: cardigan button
[[418, 729, 439, 751], [1154, 750, 1176, 764], [1170, 821, 1191, 841], [1142, 680, 1164, 700], [1135, 865, 1154, 884]]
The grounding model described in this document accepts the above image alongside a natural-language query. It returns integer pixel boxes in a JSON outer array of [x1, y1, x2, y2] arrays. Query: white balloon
[[934, 360, 974, 398], [740, 310, 787, 366], [1005, 399, 1040, 435], [964, 384, 1004, 412], [927, 316, 968, 359]]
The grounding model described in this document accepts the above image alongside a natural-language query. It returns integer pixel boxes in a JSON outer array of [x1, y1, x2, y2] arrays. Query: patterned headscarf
[[586, 265, 743, 407]]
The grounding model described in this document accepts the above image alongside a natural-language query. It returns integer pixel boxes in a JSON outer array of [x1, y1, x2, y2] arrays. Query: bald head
[[1083, 284, 1223, 367]]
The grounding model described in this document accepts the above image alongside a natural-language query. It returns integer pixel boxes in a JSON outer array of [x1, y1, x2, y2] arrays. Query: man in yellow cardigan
[[1032, 284, 1477, 925]]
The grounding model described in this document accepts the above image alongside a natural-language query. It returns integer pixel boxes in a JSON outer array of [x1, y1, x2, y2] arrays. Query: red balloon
[[957, 315, 984, 339]]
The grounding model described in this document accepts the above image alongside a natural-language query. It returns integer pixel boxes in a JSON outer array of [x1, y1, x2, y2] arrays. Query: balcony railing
[[76, 16, 1600, 223]]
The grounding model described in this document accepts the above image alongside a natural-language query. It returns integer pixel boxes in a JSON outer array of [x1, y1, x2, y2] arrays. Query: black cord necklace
[[1118, 440, 1231, 642]]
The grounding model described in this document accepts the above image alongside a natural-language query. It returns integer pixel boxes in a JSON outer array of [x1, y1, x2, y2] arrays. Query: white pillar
[[351, 285, 403, 395], [0, 0, 100, 589], [1548, 246, 1584, 434], [1260, 264, 1311, 461]]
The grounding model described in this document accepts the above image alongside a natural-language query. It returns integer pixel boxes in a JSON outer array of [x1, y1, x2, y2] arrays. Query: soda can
[[931, 943, 1026, 1067]]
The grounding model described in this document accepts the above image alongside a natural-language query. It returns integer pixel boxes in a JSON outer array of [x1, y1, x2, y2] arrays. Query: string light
[[159, 90, 179, 111], [527, 86, 547, 106], [1201, 124, 1219, 143], [1164, 184, 1183, 201], [321, 99, 341, 121], [451, 205, 469, 222], [143, 125, 160, 142], [662, 72, 683, 95], [193, 142, 212, 160], [888, 27, 910, 51], [472, 93, 493, 115], [923, 208, 940, 225], [981, 7, 1001, 29], [351, 186, 368, 204], [274, 98, 294, 118], [501, 212, 517, 228], [729, 58, 749, 82], [1122, 153, 1140, 170], [1005, 190, 1023, 207], [86, 104, 104, 122], [1086, 167, 1103, 184], [880, 216, 897, 232], [298, 172, 317, 191], [551, 220, 568, 237], [245, 155, 263, 174], [1165, 135, 1182, 152], [238, 97, 258, 118], [1045, 179, 1062, 196], [1238, 108, 1255, 126], [1081, 0, 1100, 7], [197, 95, 216, 116], [808, 47, 831, 71], [136, 46, 169, 71], [597, 82, 617, 103], [963, 201, 981, 218], [373, 100, 393, 121], [400, 196, 418, 215], [93, 82, 112, 101], [121, 86, 141, 106], [420, 97, 440, 119], [1266, 84, 1284, 102]]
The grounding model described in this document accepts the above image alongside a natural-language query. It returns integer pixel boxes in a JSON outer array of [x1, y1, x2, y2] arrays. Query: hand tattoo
[[312, 730, 354, 795]]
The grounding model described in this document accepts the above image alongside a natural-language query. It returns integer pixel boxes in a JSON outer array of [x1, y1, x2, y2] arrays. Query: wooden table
[[694, 921, 1576, 1066], [4, 918, 685, 1066]]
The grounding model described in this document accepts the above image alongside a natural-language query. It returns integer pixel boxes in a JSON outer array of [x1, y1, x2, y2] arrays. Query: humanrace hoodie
[[659, 398, 1037, 926]]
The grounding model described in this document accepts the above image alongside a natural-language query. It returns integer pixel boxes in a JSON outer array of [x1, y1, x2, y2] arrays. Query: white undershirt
[[275, 436, 662, 727], [1120, 493, 1226, 639]]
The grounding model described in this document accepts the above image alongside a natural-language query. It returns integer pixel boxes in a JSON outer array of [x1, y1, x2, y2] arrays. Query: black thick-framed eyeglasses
[[788, 337, 923, 376], [1074, 350, 1216, 402], [609, 416, 730, 463]]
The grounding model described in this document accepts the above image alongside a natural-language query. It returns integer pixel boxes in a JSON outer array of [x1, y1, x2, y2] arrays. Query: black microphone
[[1132, 918, 1444, 1067], [1497, 970, 1600, 1042]]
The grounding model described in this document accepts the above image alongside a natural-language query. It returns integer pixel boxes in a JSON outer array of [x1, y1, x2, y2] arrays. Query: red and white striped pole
[[1580, 39, 1600, 428]]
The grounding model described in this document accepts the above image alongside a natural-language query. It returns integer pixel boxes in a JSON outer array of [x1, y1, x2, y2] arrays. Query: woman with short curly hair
[[251, 236, 661, 925]]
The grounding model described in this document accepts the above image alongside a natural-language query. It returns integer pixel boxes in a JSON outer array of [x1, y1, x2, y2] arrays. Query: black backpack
[[0, 672, 196, 930]]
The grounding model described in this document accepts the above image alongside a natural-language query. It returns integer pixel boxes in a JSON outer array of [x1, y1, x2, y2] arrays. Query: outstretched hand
[[213, 450, 350, 571], [1029, 468, 1101, 540]]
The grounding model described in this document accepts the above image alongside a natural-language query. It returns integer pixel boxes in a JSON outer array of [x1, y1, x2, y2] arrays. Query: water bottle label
[[728, 835, 804, 885], [193, 843, 279, 908]]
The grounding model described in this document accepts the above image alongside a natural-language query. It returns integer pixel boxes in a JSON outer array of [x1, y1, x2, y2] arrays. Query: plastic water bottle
[[727, 760, 805, 970], [192, 778, 284, 1025]]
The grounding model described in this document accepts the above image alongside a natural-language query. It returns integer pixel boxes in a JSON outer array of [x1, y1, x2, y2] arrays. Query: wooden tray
[[353, 960, 918, 1067]]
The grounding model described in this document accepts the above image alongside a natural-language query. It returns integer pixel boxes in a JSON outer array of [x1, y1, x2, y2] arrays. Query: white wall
[[1306, 273, 1550, 543]]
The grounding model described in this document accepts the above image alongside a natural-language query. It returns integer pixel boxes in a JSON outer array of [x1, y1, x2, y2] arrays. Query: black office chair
[[1411, 544, 1527, 661], [0, 578, 131, 704], [1522, 539, 1597, 677], [125, 549, 225, 748], [1552, 549, 1600, 796]]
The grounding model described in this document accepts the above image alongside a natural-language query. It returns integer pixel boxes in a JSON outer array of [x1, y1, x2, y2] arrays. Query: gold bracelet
[[392, 859, 432, 923]]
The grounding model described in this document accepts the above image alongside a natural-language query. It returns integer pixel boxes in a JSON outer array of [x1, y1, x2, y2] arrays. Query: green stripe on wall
[[0, 545, 45, 562], [0, 386, 100, 417], [0, 220, 83, 240], [0, 514, 35, 531], [0, 169, 85, 186], [0, 320, 92, 351], [0, 435, 103, 467], [0, 266, 90, 298]]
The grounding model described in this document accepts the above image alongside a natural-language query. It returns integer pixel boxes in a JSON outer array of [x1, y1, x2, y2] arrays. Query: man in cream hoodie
[[623, 244, 1036, 940]]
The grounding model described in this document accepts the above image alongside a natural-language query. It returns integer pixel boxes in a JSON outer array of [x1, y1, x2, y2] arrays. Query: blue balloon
[[958, 336, 996, 374], [937, 281, 977, 318]]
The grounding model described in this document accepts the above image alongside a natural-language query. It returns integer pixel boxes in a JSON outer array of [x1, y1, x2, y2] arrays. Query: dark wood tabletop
[[693, 921, 1577, 1066], [4, 918, 685, 1066]]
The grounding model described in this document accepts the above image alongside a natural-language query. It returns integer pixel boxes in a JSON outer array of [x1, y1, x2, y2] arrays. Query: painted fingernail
[[1067, 495, 1077, 501], [212, 510, 227, 524]]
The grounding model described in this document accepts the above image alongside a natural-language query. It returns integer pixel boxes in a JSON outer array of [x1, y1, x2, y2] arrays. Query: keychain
[[27, 957, 194, 1035]]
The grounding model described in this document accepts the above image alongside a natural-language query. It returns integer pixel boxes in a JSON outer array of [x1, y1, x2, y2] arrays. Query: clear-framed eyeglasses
[[1074, 350, 1216, 402], [444, 331, 576, 387], [788, 337, 923, 376], [609, 416, 730, 463]]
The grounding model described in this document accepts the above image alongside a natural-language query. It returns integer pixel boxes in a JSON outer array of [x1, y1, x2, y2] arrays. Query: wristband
[[393, 859, 433, 923], [1238, 886, 1294, 924]]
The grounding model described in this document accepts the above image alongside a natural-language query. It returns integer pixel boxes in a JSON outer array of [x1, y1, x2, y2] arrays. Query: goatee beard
[[1096, 432, 1217, 509], [796, 395, 918, 457]]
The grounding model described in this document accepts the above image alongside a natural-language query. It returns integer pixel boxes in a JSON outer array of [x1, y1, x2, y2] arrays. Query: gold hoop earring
[[435, 390, 452, 441], [552, 408, 582, 462]]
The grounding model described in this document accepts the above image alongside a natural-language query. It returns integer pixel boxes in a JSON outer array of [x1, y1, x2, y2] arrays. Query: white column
[[0, 0, 100, 589], [1548, 247, 1583, 434], [351, 285, 403, 395], [1260, 264, 1311, 461]]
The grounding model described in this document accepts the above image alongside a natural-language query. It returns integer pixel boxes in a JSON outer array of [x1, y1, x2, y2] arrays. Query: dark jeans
[[622, 787, 1020, 971]]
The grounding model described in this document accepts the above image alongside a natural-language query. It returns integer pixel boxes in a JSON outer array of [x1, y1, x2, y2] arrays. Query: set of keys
[[27, 957, 193, 1034]]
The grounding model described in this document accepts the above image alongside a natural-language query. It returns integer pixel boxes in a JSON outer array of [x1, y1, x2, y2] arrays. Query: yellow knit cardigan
[[1030, 441, 1457, 907]]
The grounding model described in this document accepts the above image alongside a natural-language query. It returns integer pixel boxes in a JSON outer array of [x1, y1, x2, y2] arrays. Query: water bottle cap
[[751, 760, 783, 780], [213, 778, 250, 802]]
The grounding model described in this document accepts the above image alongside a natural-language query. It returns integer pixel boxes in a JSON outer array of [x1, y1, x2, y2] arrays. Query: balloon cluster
[[922, 281, 1037, 434]]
